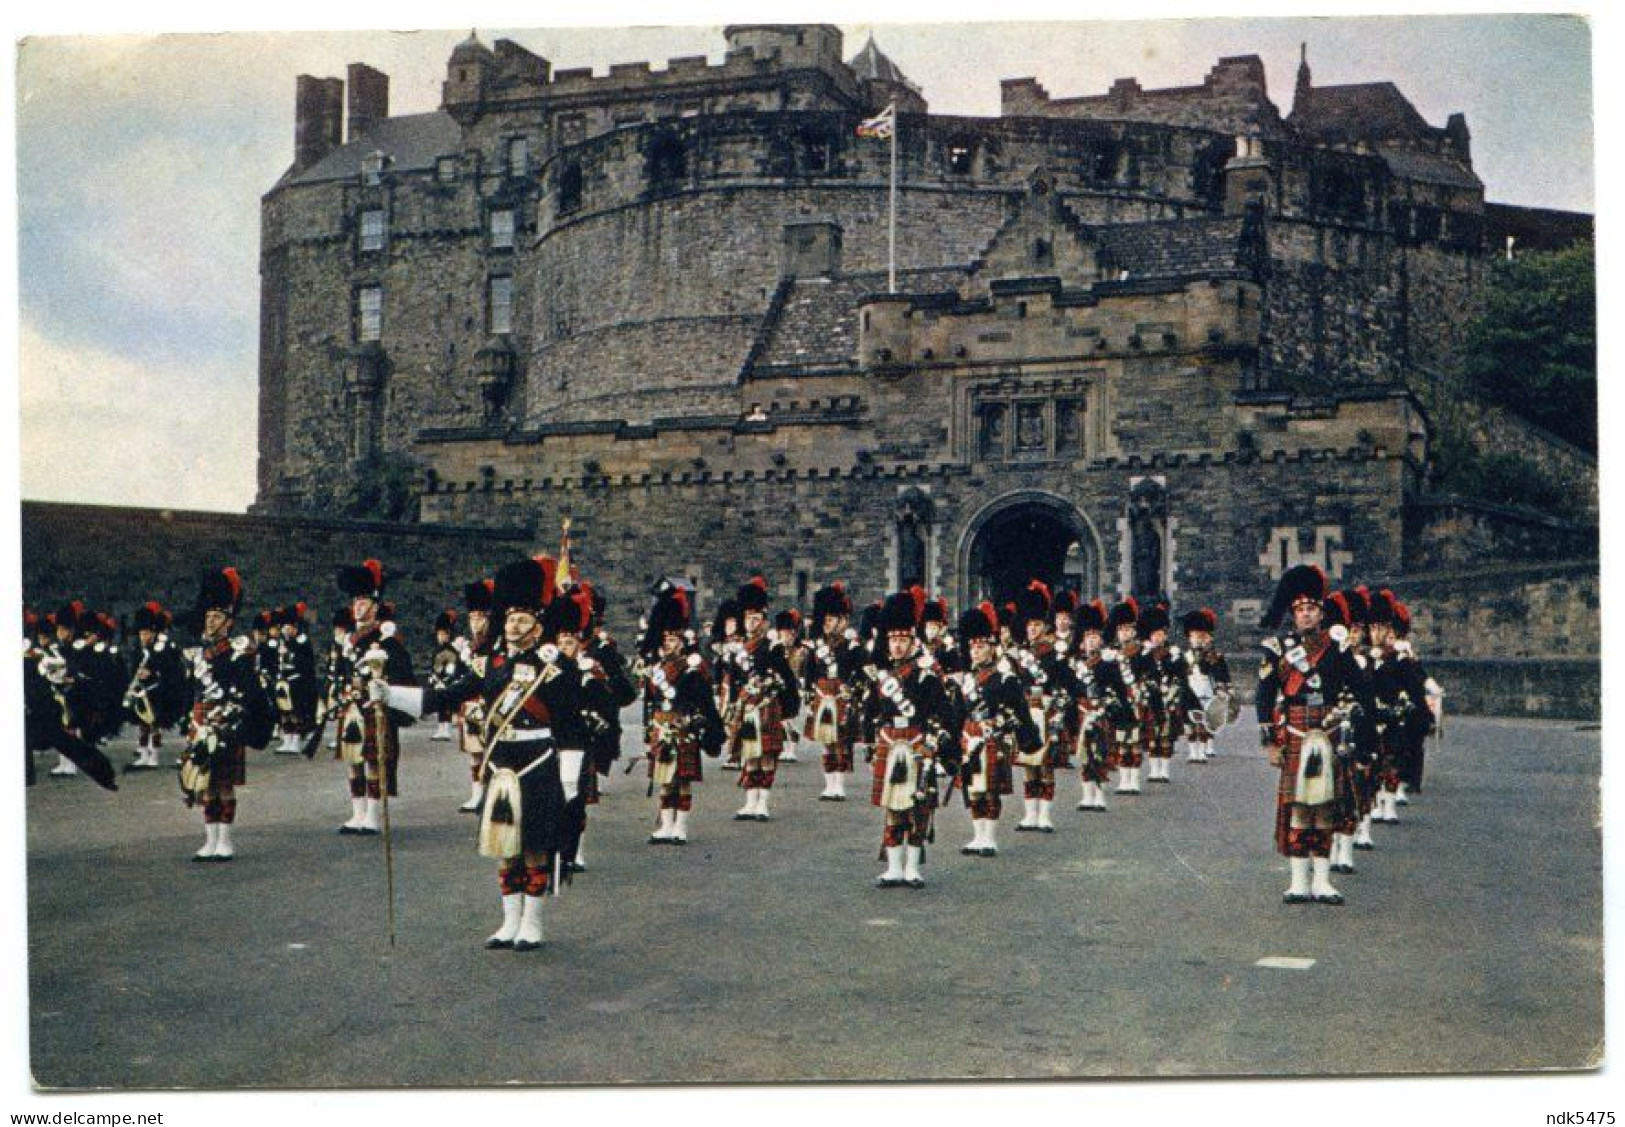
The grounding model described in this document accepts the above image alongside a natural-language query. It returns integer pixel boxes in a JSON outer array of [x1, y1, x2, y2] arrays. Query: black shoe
[[733, 812, 753, 821], [960, 845, 979, 855], [484, 937, 513, 950], [874, 876, 904, 889], [670, 837, 688, 846], [512, 939, 543, 952], [1353, 840, 1375, 851], [1314, 892, 1346, 906], [568, 861, 586, 873], [1015, 824, 1036, 832], [979, 847, 999, 858], [338, 825, 361, 835], [1037, 825, 1055, 834], [648, 835, 670, 845], [355, 827, 380, 836], [753, 813, 771, 822], [1282, 891, 1313, 904], [905, 878, 925, 889], [210, 854, 234, 863]]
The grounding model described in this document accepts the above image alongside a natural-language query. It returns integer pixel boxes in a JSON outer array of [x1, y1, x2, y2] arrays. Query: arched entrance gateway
[[958, 492, 1103, 610]]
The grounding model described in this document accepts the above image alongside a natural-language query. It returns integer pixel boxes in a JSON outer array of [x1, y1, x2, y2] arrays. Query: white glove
[[539, 644, 560, 664], [1394, 640, 1414, 658], [917, 650, 935, 670], [1329, 624, 1349, 645], [686, 654, 703, 671], [367, 678, 389, 704], [1260, 637, 1282, 656], [379, 622, 397, 640], [578, 656, 597, 673]]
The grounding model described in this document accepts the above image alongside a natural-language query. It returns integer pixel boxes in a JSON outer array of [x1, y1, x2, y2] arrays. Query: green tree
[[1460, 243, 1596, 453]]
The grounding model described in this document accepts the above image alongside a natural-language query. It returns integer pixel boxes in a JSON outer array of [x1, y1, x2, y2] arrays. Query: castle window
[[359, 209, 386, 252], [436, 156, 458, 183], [557, 114, 585, 146], [487, 276, 513, 335], [977, 403, 1007, 462], [1014, 401, 1046, 457], [803, 135, 831, 174], [507, 137, 529, 177], [647, 133, 687, 192], [357, 286, 382, 342], [361, 151, 386, 186], [1032, 238, 1053, 267], [558, 163, 584, 214], [1056, 399, 1085, 457], [1413, 206, 1441, 242], [489, 208, 515, 250], [1087, 140, 1120, 184], [947, 143, 974, 176]]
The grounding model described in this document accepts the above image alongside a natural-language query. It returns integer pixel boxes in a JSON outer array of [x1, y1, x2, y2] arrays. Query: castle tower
[[847, 36, 928, 115]]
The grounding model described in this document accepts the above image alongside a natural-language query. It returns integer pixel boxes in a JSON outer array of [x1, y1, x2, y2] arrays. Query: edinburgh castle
[[249, 23, 1594, 632]]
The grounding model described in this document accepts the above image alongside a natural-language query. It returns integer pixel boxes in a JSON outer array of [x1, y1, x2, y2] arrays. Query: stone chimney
[[347, 63, 389, 143], [293, 75, 344, 173]]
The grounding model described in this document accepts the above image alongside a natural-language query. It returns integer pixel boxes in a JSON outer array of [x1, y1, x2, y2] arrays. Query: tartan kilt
[[870, 726, 922, 806], [959, 721, 1014, 804], [729, 699, 785, 766], [802, 680, 850, 745], [1184, 711, 1216, 742], [1272, 707, 1356, 853], [647, 711, 704, 785], [1374, 729, 1403, 788], [1077, 712, 1115, 783], [188, 704, 246, 786], [1050, 708, 1077, 769], [1140, 704, 1175, 758]]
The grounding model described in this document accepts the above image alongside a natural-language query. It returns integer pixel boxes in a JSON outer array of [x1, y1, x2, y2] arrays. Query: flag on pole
[[856, 103, 895, 140]]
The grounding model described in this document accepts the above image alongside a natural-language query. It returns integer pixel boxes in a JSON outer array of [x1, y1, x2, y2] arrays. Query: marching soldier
[[802, 583, 864, 801], [27, 606, 118, 790], [429, 611, 462, 742], [1071, 599, 1130, 811], [1365, 590, 1433, 826], [583, 586, 638, 789], [331, 559, 418, 836], [252, 610, 278, 721], [1106, 598, 1144, 794], [711, 597, 743, 769], [1256, 564, 1365, 905], [1135, 603, 1186, 785], [125, 601, 184, 770], [318, 606, 353, 753], [1320, 592, 1373, 873], [1179, 608, 1231, 764], [722, 578, 800, 822], [1049, 590, 1081, 772], [547, 583, 617, 872], [385, 554, 590, 951], [952, 602, 1038, 857], [640, 583, 725, 844], [863, 591, 958, 888], [178, 567, 274, 861], [774, 608, 808, 763], [82, 611, 125, 749], [919, 595, 958, 674], [272, 604, 318, 754], [452, 581, 497, 812], [1008, 581, 1078, 831], [1392, 600, 1438, 805]]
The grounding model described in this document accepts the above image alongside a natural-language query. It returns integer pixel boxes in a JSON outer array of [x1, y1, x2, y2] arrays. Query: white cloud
[[19, 319, 256, 511]]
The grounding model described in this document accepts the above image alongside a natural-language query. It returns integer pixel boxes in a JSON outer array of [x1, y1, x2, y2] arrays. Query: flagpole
[[887, 101, 897, 295]]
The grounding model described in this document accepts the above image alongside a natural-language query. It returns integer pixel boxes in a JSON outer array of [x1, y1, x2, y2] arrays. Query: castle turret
[[1294, 42, 1312, 115], [723, 24, 844, 69], [443, 31, 496, 124], [847, 36, 927, 115]]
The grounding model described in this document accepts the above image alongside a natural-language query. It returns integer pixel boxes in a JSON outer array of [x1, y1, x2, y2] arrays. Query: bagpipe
[[123, 646, 159, 727]]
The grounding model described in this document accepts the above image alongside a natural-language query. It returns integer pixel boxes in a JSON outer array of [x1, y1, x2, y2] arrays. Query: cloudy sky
[[10, 2, 1597, 514]]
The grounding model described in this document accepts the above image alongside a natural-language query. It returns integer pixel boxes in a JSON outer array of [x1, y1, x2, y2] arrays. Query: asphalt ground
[[24, 710, 1602, 1088]]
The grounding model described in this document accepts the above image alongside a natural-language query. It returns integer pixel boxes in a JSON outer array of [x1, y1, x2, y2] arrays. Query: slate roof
[[1096, 216, 1254, 280], [283, 112, 463, 187], [847, 37, 921, 93], [1378, 145, 1481, 191], [1289, 82, 1432, 143]]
